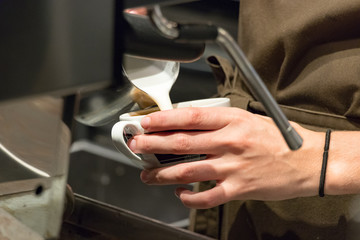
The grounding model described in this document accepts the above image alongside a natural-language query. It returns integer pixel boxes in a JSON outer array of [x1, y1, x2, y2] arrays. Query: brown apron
[[191, 1, 360, 239]]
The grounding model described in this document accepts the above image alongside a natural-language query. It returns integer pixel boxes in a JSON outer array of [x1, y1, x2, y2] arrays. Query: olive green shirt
[[195, 1, 360, 240]]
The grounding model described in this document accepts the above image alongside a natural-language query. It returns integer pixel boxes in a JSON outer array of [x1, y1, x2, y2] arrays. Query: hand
[[128, 107, 324, 209]]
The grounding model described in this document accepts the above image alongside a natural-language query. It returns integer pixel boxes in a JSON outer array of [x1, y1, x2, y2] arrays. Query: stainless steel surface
[[124, 0, 198, 9], [61, 193, 215, 240], [0, 209, 44, 240], [216, 28, 303, 150], [0, 0, 115, 103], [75, 82, 139, 127], [149, 5, 179, 39], [0, 97, 71, 238], [0, 176, 69, 239], [0, 97, 69, 192], [151, 5, 179, 39]]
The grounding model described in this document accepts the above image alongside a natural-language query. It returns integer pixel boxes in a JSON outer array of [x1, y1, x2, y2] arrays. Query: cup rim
[[119, 97, 230, 121]]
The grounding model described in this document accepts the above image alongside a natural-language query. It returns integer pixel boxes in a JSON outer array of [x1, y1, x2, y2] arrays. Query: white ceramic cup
[[111, 97, 231, 169]]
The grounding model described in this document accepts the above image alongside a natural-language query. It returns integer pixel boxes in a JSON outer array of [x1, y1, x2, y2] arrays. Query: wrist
[[319, 129, 331, 197], [287, 125, 324, 198], [325, 131, 360, 195]]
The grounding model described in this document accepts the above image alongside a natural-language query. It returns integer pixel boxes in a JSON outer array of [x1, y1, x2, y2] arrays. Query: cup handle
[[111, 121, 144, 166]]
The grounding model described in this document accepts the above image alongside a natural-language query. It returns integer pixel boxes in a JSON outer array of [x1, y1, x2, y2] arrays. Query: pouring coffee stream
[[123, 55, 180, 111]]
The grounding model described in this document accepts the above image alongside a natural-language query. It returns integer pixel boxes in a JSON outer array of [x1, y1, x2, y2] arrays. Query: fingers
[[140, 160, 232, 209], [129, 107, 254, 155], [175, 185, 227, 209], [140, 159, 222, 185], [130, 130, 220, 155], [140, 107, 242, 132]]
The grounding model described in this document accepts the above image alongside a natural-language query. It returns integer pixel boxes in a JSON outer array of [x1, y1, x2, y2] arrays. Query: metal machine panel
[[0, 0, 115, 102]]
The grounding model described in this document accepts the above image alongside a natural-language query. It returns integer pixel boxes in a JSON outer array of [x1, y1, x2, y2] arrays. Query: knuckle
[[221, 131, 250, 153], [172, 134, 191, 152], [221, 135, 240, 151], [176, 166, 195, 181], [220, 136, 234, 149], [186, 108, 203, 126]]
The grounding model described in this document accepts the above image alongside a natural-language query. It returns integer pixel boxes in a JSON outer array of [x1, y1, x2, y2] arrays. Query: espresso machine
[[0, 1, 302, 239]]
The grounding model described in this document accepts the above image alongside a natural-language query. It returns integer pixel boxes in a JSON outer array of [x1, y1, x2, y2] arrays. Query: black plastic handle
[[123, 13, 205, 62]]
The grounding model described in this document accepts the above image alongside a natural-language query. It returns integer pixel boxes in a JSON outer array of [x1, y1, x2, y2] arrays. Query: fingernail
[[175, 189, 180, 198], [140, 170, 150, 183], [175, 188, 184, 199], [128, 138, 136, 151], [141, 117, 151, 129]]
